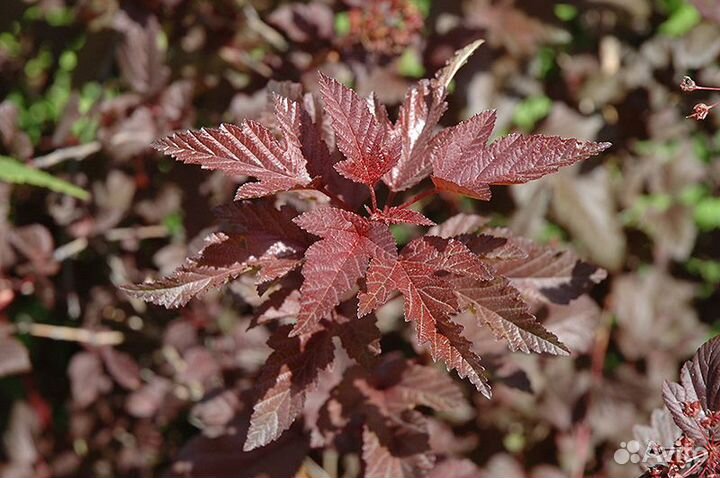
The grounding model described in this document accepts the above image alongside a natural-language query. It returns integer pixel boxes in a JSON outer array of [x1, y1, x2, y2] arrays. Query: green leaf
[[554, 3, 578, 22], [410, 0, 431, 17], [335, 12, 350, 37], [659, 3, 701, 37], [512, 95, 552, 132], [398, 48, 425, 78], [687, 258, 720, 285], [694, 197, 720, 231], [0, 156, 90, 200]]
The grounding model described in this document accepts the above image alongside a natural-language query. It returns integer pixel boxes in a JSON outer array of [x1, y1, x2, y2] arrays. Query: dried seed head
[[681, 76, 697, 92], [688, 103, 711, 120]]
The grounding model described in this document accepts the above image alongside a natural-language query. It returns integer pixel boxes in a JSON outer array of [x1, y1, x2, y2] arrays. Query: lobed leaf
[[155, 119, 311, 200], [662, 335, 720, 443], [362, 425, 435, 478], [489, 233, 607, 304], [291, 207, 396, 336], [382, 40, 485, 192], [430, 111, 611, 200], [318, 73, 397, 185], [454, 276, 569, 355], [359, 238, 492, 396], [123, 231, 303, 308], [244, 325, 335, 451], [370, 206, 435, 226], [121, 233, 252, 308], [383, 80, 447, 191], [246, 316, 381, 451]]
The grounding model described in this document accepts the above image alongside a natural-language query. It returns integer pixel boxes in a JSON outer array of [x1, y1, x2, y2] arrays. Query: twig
[[369, 186, 378, 212], [105, 225, 169, 242], [53, 237, 88, 262], [242, 4, 288, 51], [31, 142, 101, 169], [397, 188, 437, 210], [15, 322, 124, 346]]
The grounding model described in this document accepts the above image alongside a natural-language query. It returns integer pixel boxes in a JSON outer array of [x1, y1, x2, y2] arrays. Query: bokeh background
[[1, 0, 719, 477]]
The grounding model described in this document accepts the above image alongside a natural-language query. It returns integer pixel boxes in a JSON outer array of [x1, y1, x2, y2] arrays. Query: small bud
[[681, 76, 697, 92], [682, 400, 702, 418], [688, 103, 711, 121]]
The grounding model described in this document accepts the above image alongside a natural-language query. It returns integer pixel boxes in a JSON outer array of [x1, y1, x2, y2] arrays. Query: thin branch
[[54, 237, 88, 262], [397, 188, 437, 210], [242, 4, 288, 51], [369, 185, 378, 212], [105, 225, 169, 242], [15, 322, 124, 346], [31, 142, 101, 169]]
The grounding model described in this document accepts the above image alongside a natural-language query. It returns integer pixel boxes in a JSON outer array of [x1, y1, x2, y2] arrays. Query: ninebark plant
[[122, 41, 610, 471], [635, 336, 720, 478]]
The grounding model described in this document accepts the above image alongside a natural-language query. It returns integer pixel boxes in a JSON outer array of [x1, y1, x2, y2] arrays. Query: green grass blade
[[0, 155, 90, 200]]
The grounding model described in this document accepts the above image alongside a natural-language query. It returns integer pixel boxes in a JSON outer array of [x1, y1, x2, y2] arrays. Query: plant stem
[[14, 322, 124, 346], [369, 185, 378, 212], [397, 188, 437, 210]]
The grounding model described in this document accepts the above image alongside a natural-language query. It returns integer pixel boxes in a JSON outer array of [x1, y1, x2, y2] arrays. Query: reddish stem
[[397, 188, 437, 210], [369, 185, 379, 212]]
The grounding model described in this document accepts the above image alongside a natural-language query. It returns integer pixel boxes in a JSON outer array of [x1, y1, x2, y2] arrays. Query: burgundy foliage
[[122, 41, 608, 468]]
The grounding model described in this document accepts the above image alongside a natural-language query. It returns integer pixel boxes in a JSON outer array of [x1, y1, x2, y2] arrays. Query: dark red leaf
[[190, 390, 242, 438], [662, 336, 720, 443], [318, 73, 398, 185], [172, 414, 308, 477], [121, 233, 255, 308], [246, 313, 380, 451], [453, 276, 569, 355], [371, 206, 436, 226], [427, 213, 489, 238], [362, 424, 435, 478], [489, 233, 606, 304], [68, 352, 111, 408], [113, 10, 168, 96], [430, 111, 611, 200], [291, 207, 396, 336], [383, 80, 447, 192], [358, 237, 492, 396], [155, 115, 311, 200], [100, 347, 142, 390]]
